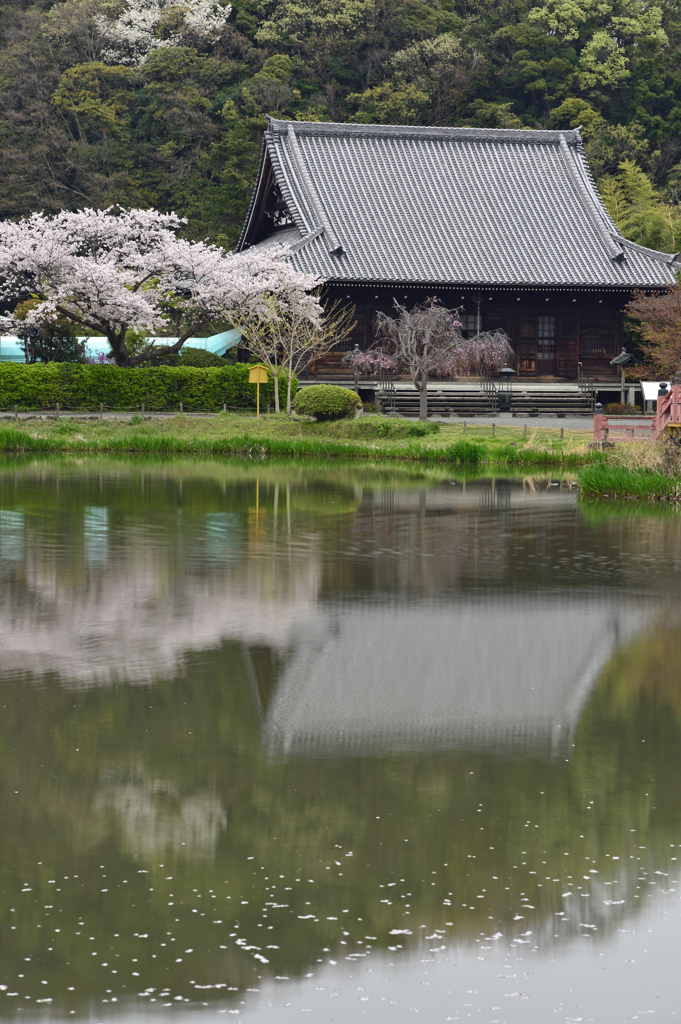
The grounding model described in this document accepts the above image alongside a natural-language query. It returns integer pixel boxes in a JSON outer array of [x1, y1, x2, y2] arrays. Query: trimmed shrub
[[293, 384, 361, 421], [0, 363, 295, 412], [602, 402, 641, 415]]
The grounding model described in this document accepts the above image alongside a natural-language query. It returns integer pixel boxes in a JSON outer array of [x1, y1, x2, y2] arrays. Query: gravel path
[[429, 412, 594, 431], [0, 410, 595, 431]]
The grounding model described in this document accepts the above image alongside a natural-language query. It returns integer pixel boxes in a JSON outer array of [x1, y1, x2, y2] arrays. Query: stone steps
[[379, 389, 497, 417], [509, 390, 593, 416], [379, 386, 593, 418]]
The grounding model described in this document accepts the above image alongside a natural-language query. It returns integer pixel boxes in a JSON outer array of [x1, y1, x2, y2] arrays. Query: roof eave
[[315, 277, 675, 292], [237, 138, 269, 253]]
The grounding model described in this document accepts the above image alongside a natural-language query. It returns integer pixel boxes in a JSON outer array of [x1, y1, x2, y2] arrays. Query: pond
[[0, 457, 680, 1024]]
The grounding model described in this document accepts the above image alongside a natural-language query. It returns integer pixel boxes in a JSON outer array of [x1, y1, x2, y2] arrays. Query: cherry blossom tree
[[279, 297, 356, 415], [226, 267, 355, 413], [220, 255, 323, 414], [97, 0, 232, 66], [344, 299, 514, 420], [625, 286, 681, 378], [0, 208, 314, 368]]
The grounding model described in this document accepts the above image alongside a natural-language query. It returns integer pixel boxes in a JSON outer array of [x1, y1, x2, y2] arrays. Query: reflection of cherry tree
[[344, 298, 513, 420], [0, 473, 323, 685], [95, 771, 227, 860]]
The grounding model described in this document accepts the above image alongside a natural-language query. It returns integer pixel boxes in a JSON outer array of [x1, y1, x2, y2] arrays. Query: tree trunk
[[286, 350, 294, 415], [109, 330, 130, 366], [419, 369, 428, 421], [273, 370, 280, 414]]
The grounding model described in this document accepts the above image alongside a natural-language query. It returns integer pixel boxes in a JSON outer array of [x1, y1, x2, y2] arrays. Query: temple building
[[239, 118, 680, 380]]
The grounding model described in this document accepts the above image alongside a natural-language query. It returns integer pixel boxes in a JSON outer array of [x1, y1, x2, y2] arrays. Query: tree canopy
[[3, 0, 681, 252], [0, 208, 320, 365]]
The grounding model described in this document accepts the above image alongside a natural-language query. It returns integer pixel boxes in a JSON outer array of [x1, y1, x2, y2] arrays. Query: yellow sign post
[[248, 364, 268, 418]]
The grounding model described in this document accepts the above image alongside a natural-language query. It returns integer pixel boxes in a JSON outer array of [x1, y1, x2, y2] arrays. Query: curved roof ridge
[[267, 117, 578, 145], [284, 124, 343, 255], [569, 133, 620, 235], [615, 235, 681, 265], [265, 132, 313, 235], [556, 135, 624, 262]]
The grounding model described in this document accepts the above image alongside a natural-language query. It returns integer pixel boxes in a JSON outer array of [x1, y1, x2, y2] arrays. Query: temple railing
[[480, 370, 499, 414], [377, 365, 396, 415], [593, 384, 681, 442]]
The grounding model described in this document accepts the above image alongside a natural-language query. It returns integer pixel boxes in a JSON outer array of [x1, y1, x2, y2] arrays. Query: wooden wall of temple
[[324, 285, 628, 379]]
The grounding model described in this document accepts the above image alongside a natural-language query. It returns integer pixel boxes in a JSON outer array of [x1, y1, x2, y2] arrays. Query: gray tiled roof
[[240, 119, 679, 289]]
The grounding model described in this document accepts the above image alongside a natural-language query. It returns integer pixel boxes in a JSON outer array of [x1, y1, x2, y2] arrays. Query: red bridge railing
[[593, 384, 681, 442], [593, 414, 657, 442], [656, 385, 681, 436]]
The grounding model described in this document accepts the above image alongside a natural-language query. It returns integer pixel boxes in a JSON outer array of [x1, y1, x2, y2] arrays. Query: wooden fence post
[[14, 404, 17, 422], [99, 403, 103, 421], [56, 402, 60, 421]]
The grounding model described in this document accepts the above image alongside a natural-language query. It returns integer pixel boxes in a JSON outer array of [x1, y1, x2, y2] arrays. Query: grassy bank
[[0, 413, 597, 466], [575, 436, 681, 503], [578, 464, 681, 503], [3, 415, 681, 505]]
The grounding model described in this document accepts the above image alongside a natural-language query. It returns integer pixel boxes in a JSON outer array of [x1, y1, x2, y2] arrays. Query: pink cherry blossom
[[343, 298, 514, 419], [0, 208, 320, 366]]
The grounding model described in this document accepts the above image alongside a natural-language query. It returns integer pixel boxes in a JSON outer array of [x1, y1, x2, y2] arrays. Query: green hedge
[[0, 363, 296, 412]]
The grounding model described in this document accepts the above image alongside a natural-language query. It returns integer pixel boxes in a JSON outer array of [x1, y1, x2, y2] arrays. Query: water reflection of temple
[[2, 465, 681, 999], [0, 466, 676, 758], [262, 599, 644, 759]]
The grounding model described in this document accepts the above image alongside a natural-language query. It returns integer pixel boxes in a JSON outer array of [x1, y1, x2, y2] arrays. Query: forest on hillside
[[2, 0, 681, 253]]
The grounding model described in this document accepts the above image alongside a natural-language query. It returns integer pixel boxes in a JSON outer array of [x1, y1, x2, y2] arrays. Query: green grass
[[0, 413, 596, 466], [577, 464, 681, 503]]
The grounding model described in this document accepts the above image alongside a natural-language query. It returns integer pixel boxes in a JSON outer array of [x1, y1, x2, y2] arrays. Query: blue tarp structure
[[0, 337, 25, 362], [0, 329, 241, 362], [182, 330, 242, 356]]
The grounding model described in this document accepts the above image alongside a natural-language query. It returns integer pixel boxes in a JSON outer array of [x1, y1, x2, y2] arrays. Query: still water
[[1, 458, 681, 1024]]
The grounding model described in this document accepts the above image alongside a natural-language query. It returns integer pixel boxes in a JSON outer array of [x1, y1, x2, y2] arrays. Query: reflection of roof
[[263, 599, 645, 760], [241, 119, 680, 289]]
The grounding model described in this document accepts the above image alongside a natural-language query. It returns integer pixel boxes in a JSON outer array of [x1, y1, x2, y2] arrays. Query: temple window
[[581, 329, 602, 356], [538, 315, 556, 361]]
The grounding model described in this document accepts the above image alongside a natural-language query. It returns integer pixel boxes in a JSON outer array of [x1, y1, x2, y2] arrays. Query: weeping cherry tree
[[345, 298, 514, 420]]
